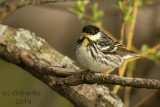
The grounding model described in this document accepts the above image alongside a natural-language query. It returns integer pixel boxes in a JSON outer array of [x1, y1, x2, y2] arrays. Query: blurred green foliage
[[113, 0, 160, 71], [69, 1, 89, 20], [140, 44, 160, 66], [113, 0, 151, 21], [91, 3, 104, 24], [69, 1, 104, 25], [113, 1, 135, 21]]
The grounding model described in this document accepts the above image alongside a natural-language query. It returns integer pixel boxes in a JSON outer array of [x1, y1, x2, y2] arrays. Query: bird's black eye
[[82, 25, 99, 35]]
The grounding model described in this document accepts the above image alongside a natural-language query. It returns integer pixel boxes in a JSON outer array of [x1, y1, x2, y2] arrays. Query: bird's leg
[[102, 69, 111, 80], [81, 69, 90, 79]]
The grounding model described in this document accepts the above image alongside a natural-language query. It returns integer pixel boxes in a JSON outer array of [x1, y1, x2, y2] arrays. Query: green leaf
[[97, 11, 104, 17], [68, 8, 81, 15], [77, 1, 82, 8], [78, 13, 85, 19], [76, 1, 85, 12], [140, 44, 160, 66], [125, 16, 135, 21], [91, 3, 104, 21], [126, 6, 133, 16], [92, 3, 98, 15], [140, 44, 150, 53], [83, 1, 90, 6], [118, 0, 124, 10], [124, 5, 133, 21], [156, 50, 160, 56], [68, 0, 103, 25], [151, 49, 160, 66], [150, 54, 160, 66], [75, 1, 90, 12], [92, 11, 104, 21]]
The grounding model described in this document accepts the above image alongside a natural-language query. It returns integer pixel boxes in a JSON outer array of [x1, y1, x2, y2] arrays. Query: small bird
[[76, 25, 143, 79]]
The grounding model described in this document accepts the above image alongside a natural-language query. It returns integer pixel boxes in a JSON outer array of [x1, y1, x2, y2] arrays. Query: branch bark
[[0, 24, 124, 107], [38, 66, 160, 89], [49, 70, 160, 89], [0, 0, 82, 23]]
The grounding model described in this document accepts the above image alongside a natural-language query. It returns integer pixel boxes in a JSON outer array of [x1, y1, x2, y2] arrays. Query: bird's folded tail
[[123, 53, 147, 60]]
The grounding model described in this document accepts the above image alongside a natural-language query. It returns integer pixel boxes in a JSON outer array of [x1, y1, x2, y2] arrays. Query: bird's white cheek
[[87, 32, 101, 41]]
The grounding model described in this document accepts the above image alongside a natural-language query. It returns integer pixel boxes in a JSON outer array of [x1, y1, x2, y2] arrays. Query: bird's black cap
[[82, 25, 99, 35]]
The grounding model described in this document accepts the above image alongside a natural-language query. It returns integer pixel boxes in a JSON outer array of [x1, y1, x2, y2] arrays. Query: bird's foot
[[81, 69, 90, 80], [102, 69, 111, 81]]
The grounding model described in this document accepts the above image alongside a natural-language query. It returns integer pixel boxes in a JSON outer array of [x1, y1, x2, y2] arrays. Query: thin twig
[[120, 0, 128, 44], [126, 0, 138, 50], [115, 0, 139, 93], [142, 44, 160, 55], [124, 69, 134, 107], [120, 19, 125, 44]]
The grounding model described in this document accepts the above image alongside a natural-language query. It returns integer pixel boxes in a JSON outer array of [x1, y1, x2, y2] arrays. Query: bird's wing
[[100, 41, 139, 59], [98, 32, 143, 59]]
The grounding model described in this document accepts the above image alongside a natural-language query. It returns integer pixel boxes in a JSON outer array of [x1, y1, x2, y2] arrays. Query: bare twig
[[124, 69, 134, 107], [142, 44, 160, 55], [115, 0, 139, 93], [120, 19, 125, 44], [126, 0, 138, 50]]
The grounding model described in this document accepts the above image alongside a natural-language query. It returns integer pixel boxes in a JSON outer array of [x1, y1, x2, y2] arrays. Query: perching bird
[[76, 25, 143, 78]]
